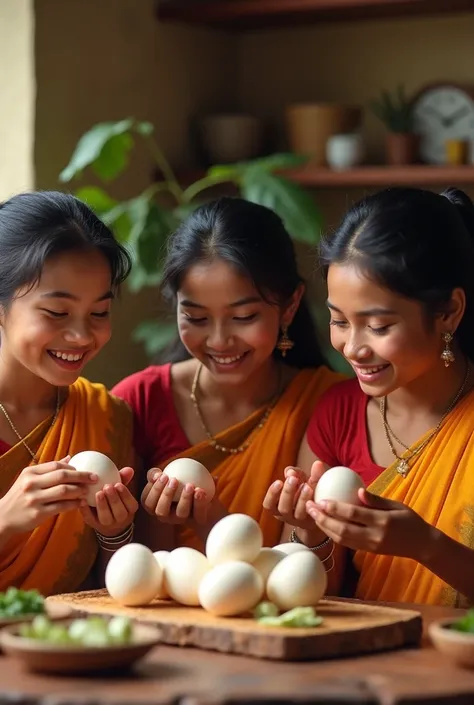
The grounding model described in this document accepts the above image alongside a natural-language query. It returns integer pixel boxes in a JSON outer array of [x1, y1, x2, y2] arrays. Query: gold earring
[[276, 324, 294, 357], [441, 332, 455, 368]]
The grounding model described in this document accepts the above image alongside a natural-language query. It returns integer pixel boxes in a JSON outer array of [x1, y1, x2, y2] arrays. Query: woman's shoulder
[[110, 364, 173, 404], [310, 376, 364, 418]]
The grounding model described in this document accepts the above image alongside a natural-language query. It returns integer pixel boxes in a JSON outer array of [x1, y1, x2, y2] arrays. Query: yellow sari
[[354, 390, 474, 607], [161, 367, 342, 550], [0, 378, 132, 596]]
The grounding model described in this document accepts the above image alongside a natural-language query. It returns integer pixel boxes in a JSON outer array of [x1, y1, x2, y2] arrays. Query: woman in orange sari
[[112, 197, 343, 551], [264, 187, 474, 607], [0, 191, 138, 596]]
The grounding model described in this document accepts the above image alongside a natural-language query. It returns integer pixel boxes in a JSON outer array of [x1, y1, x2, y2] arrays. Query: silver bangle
[[95, 523, 134, 550], [289, 527, 332, 552]]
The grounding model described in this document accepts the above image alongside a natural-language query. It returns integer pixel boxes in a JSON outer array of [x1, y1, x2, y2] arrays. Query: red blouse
[[111, 364, 189, 467], [306, 378, 384, 486]]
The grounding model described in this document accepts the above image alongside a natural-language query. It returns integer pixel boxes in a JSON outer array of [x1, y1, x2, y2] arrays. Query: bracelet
[[289, 527, 332, 552], [95, 523, 134, 552]]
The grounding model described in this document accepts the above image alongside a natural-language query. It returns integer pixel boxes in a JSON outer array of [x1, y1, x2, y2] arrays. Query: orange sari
[[0, 378, 132, 596], [160, 367, 342, 550], [354, 390, 474, 607]]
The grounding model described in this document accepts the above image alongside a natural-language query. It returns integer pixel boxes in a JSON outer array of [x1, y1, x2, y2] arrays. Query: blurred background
[[3, 0, 474, 387]]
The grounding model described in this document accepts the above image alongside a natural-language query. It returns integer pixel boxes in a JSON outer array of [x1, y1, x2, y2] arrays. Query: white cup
[[326, 133, 364, 170]]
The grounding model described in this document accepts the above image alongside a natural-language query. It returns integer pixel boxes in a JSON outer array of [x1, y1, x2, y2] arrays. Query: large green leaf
[[75, 186, 118, 214], [241, 169, 323, 245], [136, 203, 174, 275], [244, 152, 308, 172], [59, 118, 134, 182], [74, 186, 132, 243], [132, 319, 178, 357]]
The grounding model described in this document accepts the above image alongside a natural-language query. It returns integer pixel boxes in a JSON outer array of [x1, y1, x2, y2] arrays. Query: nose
[[207, 323, 234, 352], [342, 331, 371, 362], [62, 318, 95, 346]]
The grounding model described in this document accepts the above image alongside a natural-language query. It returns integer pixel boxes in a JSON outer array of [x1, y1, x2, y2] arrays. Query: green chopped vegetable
[[257, 606, 323, 628], [0, 588, 45, 618], [451, 609, 474, 633], [253, 601, 280, 619], [18, 615, 134, 647]]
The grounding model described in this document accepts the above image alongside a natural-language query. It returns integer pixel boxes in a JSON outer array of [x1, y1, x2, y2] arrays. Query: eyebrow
[[180, 296, 262, 309], [40, 291, 114, 302], [326, 301, 397, 316]]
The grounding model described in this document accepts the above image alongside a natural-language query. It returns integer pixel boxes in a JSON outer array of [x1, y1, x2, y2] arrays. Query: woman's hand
[[141, 468, 212, 526], [80, 467, 139, 538], [263, 461, 327, 531], [306, 488, 432, 560], [0, 457, 98, 537]]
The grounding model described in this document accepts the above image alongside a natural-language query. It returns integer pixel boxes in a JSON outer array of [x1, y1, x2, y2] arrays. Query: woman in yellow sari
[[0, 191, 138, 596], [112, 198, 342, 551], [264, 186, 474, 607]]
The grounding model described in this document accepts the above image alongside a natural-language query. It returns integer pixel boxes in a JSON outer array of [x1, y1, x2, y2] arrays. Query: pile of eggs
[[105, 513, 328, 617]]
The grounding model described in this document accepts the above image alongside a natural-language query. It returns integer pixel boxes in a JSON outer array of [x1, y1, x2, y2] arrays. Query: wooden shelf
[[284, 165, 474, 187], [178, 165, 474, 189], [157, 0, 474, 30]]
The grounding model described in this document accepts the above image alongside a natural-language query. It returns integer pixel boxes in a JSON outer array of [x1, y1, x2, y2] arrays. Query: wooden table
[[0, 602, 472, 705]]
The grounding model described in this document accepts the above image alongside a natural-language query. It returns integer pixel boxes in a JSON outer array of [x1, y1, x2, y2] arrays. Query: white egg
[[252, 548, 286, 584], [164, 547, 210, 606], [153, 550, 170, 599], [164, 458, 216, 502], [272, 542, 311, 556], [267, 550, 327, 610], [206, 513, 262, 566], [69, 450, 121, 507], [199, 561, 264, 617], [315, 465, 365, 505], [105, 543, 163, 606]]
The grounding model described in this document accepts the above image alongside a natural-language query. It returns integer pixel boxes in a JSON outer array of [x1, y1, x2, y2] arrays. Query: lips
[[48, 350, 86, 362], [354, 365, 389, 375], [208, 352, 248, 366]]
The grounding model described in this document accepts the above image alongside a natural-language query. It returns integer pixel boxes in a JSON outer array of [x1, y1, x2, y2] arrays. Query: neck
[[384, 355, 471, 418], [197, 358, 283, 409], [0, 356, 59, 413]]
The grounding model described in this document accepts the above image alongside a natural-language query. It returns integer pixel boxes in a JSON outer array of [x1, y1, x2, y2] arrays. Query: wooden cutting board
[[47, 590, 422, 661]]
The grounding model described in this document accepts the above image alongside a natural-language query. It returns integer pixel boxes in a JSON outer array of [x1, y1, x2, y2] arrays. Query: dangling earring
[[276, 324, 294, 357], [441, 332, 455, 368]]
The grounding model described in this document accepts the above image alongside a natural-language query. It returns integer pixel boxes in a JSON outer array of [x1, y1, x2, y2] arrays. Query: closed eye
[[234, 314, 257, 322], [369, 325, 391, 335], [329, 319, 348, 328], [92, 311, 110, 318], [185, 315, 207, 324], [41, 309, 66, 318]]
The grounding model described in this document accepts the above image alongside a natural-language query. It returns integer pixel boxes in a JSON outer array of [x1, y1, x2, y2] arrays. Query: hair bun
[[441, 187, 474, 239]]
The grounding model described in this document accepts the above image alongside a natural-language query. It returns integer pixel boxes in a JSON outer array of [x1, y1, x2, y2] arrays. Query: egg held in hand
[[164, 547, 210, 606], [266, 550, 327, 610], [69, 450, 122, 507], [272, 542, 310, 556], [206, 513, 262, 566], [315, 465, 365, 505], [105, 543, 163, 606], [199, 561, 264, 617], [164, 458, 215, 503]]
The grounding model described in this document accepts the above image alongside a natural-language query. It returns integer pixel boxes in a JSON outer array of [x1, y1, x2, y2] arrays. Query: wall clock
[[412, 83, 474, 164]]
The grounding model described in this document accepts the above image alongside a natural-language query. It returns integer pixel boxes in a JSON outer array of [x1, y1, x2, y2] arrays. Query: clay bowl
[[429, 617, 474, 668], [0, 618, 161, 674]]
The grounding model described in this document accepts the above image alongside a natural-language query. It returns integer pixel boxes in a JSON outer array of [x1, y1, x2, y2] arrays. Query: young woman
[[112, 197, 343, 551], [264, 186, 474, 607], [0, 191, 138, 596]]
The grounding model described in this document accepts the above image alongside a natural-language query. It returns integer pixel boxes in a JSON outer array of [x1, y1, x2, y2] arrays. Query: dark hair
[[160, 197, 327, 369], [319, 186, 474, 361], [0, 190, 131, 306]]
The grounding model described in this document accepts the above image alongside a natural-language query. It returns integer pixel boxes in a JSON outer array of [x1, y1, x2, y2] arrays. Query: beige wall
[[0, 0, 35, 199], [33, 6, 474, 386], [34, 0, 237, 387]]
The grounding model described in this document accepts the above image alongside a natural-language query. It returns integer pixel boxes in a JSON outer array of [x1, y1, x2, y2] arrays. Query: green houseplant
[[59, 118, 323, 357], [370, 85, 419, 165]]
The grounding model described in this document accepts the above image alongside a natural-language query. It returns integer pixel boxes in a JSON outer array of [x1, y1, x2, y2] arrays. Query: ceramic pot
[[385, 133, 419, 165], [200, 114, 261, 164], [326, 133, 364, 170]]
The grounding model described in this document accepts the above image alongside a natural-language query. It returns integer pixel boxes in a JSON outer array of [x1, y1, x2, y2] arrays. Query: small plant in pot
[[370, 85, 418, 165]]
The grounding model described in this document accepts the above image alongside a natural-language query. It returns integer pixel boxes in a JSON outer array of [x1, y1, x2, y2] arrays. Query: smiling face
[[177, 259, 300, 384], [0, 249, 113, 387], [326, 262, 460, 397]]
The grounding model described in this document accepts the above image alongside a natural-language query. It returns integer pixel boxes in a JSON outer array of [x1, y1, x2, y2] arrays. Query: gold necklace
[[190, 363, 281, 454], [0, 388, 61, 462], [380, 364, 471, 477]]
